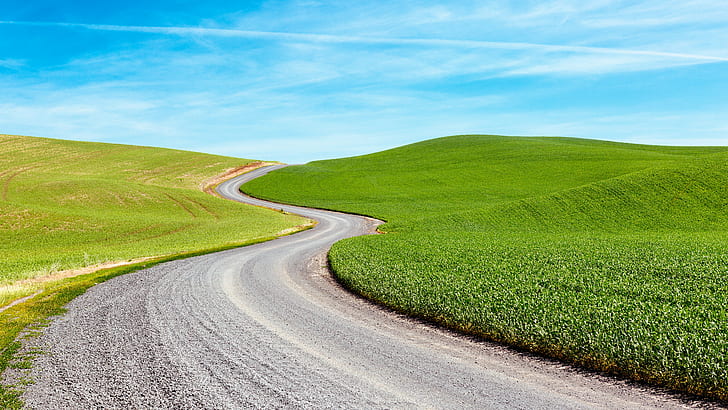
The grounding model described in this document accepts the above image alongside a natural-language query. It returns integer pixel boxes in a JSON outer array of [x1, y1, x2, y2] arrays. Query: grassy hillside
[[0, 134, 310, 306], [243, 135, 728, 400]]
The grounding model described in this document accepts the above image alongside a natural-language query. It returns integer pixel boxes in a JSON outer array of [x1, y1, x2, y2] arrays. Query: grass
[[243, 135, 728, 401], [0, 134, 312, 405], [0, 134, 310, 307]]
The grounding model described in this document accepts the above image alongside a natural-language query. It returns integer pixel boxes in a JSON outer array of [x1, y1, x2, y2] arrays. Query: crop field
[[243, 135, 728, 400], [0, 134, 309, 307]]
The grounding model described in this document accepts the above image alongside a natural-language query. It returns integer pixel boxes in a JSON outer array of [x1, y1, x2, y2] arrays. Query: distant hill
[[244, 135, 727, 232], [0, 134, 307, 306]]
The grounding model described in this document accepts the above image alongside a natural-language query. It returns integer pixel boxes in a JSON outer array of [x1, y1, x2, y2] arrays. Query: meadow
[[243, 135, 728, 400], [0, 134, 310, 306], [0, 134, 314, 406]]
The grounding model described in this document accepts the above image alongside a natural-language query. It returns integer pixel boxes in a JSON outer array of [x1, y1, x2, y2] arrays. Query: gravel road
[[20, 165, 701, 408]]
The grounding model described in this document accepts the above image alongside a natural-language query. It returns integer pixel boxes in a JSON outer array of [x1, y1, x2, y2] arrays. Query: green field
[[0, 134, 310, 306], [243, 135, 728, 400], [0, 134, 313, 406]]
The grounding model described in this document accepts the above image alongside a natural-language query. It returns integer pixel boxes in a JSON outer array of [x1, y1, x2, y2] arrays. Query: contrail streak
[[2, 20, 728, 62]]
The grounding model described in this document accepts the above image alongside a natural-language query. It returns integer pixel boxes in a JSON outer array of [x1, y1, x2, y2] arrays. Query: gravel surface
[[18, 166, 704, 409]]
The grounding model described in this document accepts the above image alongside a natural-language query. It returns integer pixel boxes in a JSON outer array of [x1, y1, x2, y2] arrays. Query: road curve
[[20, 165, 697, 409]]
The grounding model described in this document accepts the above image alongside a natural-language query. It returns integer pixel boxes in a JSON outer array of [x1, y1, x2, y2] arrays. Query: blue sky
[[1, 0, 727, 163]]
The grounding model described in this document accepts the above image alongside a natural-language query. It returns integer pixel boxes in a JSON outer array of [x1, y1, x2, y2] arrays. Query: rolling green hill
[[0, 134, 310, 306], [243, 135, 728, 400]]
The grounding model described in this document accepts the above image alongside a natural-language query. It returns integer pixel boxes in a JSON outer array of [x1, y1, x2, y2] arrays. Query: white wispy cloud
[[2, 20, 727, 63], [0, 58, 24, 69], [577, 0, 728, 28], [503, 53, 703, 76]]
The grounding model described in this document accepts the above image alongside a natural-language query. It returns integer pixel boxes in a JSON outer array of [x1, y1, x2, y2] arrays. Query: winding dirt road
[[21, 166, 698, 408]]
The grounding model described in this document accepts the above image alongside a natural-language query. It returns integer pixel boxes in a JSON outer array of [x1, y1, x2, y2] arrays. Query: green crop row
[[330, 232, 728, 398]]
